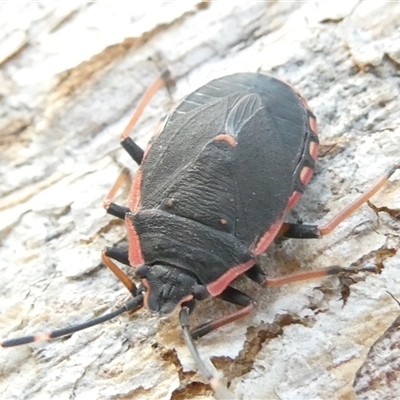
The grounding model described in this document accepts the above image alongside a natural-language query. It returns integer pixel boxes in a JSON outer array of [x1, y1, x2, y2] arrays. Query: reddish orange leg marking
[[101, 250, 137, 295], [264, 265, 377, 288], [246, 263, 377, 290], [107, 71, 174, 216], [191, 286, 255, 340], [319, 164, 399, 235], [103, 168, 131, 210], [191, 303, 255, 340], [257, 165, 399, 289], [120, 72, 172, 141], [280, 164, 400, 239], [103, 168, 131, 220], [118, 71, 174, 166]]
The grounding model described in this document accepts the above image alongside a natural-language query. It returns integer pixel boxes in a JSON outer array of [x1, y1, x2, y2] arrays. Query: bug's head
[[135, 264, 209, 315]]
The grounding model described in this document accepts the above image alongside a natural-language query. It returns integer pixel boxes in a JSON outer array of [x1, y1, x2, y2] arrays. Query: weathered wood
[[1, 2, 400, 399]]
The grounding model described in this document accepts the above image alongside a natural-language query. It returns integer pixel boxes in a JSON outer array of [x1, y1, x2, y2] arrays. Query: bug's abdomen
[[138, 73, 318, 249]]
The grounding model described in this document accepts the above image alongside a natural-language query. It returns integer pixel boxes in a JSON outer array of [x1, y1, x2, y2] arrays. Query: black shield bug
[[2, 72, 398, 398]]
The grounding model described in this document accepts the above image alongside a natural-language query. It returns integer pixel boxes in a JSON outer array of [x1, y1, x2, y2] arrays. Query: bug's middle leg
[[102, 168, 131, 219], [120, 70, 174, 165], [101, 169, 135, 295]]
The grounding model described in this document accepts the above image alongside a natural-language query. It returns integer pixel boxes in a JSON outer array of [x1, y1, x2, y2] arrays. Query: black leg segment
[[245, 264, 268, 285], [105, 246, 130, 266], [191, 286, 255, 340], [280, 163, 400, 238], [218, 285, 254, 306], [106, 203, 130, 220], [121, 137, 144, 165], [279, 223, 321, 239]]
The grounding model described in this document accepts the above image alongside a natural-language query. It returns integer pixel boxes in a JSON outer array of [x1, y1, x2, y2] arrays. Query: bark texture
[[1, 2, 400, 399]]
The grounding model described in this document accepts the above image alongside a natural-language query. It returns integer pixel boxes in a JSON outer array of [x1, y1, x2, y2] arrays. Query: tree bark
[[1, 2, 400, 399]]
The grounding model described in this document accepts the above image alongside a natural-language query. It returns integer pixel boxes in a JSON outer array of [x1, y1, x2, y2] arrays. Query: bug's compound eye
[[135, 264, 149, 278], [192, 284, 209, 300]]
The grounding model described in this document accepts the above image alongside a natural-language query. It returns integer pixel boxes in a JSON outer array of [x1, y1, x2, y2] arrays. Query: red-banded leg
[[247, 164, 399, 286]]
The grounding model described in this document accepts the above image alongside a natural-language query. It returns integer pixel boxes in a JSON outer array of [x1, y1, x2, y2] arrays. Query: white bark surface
[[1, 2, 400, 399]]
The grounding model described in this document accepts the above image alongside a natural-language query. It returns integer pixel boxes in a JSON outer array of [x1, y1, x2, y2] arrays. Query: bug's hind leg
[[249, 165, 400, 289], [280, 163, 400, 239], [104, 71, 175, 220], [246, 263, 376, 288], [190, 287, 255, 340], [120, 70, 174, 165]]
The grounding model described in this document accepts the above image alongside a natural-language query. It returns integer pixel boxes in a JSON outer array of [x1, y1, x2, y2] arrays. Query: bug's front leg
[[101, 248, 137, 296], [191, 286, 255, 340], [100, 171, 135, 294], [120, 70, 174, 165], [102, 168, 131, 219]]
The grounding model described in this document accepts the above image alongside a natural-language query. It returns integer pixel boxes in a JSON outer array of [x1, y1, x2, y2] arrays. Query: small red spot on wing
[[129, 170, 142, 211], [300, 96, 310, 109], [214, 134, 237, 147], [125, 217, 144, 266], [207, 260, 255, 296], [309, 116, 318, 135], [309, 141, 319, 160], [300, 166, 314, 186]]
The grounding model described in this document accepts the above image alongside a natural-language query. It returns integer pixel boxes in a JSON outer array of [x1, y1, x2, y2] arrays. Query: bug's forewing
[[139, 73, 313, 248]]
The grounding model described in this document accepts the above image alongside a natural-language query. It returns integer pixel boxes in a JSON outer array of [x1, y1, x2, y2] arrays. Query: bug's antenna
[[386, 291, 400, 307], [1, 295, 144, 348], [179, 307, 236, 400]]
